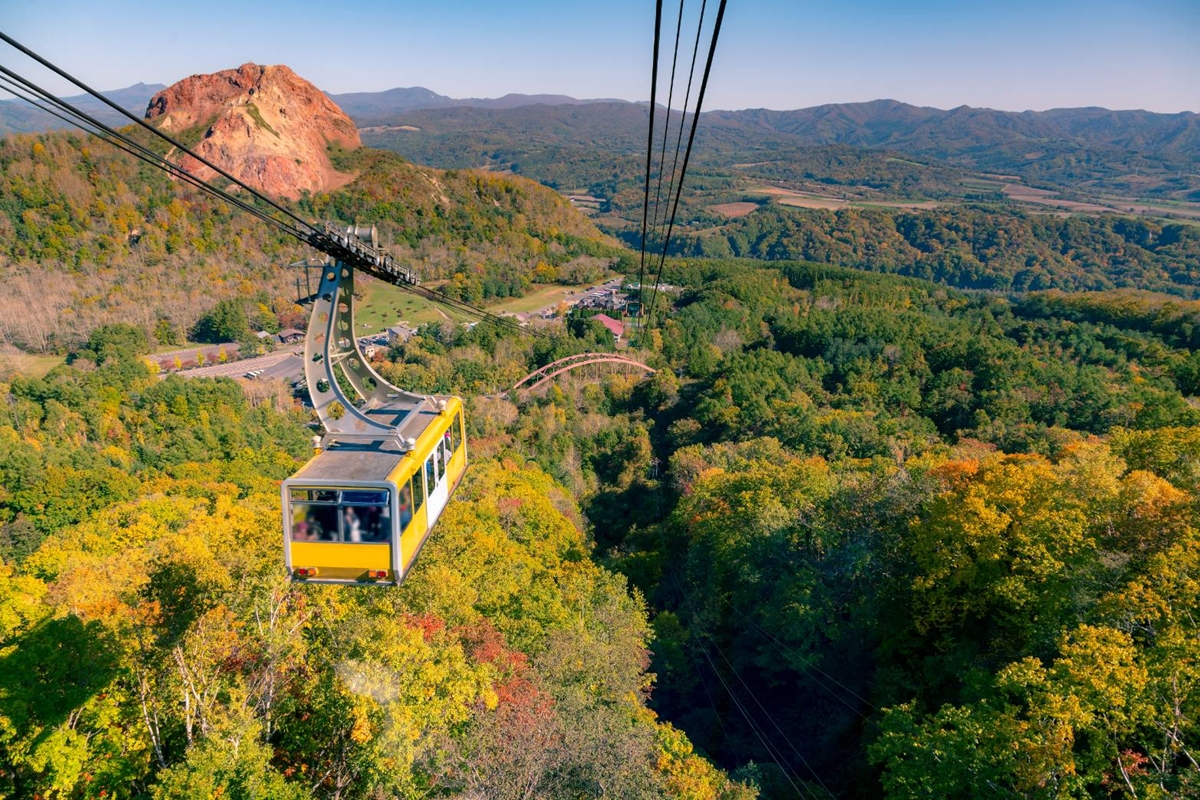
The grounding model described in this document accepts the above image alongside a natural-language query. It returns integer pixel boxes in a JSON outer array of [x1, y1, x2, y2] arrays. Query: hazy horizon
[[4, 0, 1198, 114], [32, 80, 1200, 118]]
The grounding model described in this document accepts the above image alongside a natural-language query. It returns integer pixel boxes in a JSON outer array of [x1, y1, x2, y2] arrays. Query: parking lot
[[182, 350, 302, 381]]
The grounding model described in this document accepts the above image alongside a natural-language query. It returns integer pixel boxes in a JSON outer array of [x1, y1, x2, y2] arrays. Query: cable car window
[[341, 503, 390, 543], [413, 465, 426, 512], [341, 490, 388, 505], [291, 503, 338, 541], [397, 480, 413, 530], [426, 453, 437, 489], [291, 488, 338, 503], [447, 417, 458, 454]]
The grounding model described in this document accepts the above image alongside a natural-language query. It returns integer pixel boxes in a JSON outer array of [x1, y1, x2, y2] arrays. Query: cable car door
[[425, 443, 449, 524]]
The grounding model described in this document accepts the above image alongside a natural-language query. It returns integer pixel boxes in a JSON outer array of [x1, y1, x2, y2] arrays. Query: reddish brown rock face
[[146, 63, 361, 200]]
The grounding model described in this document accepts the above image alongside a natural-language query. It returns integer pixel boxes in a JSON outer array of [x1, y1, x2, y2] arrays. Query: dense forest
[[367, 258, 1200, 797], [5, 242, 1200, 795], [0, 325, 751, 798]]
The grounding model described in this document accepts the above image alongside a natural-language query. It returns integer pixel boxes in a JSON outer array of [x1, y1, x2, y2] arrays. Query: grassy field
[[353, 279, 470, 333], [0, 340, 215, 379], [0, 352, 64, 379], [709, 202, 760, 219], [489, 281, 613, 314], [750, 186, 941, 212], [353, 276, 617, 332]]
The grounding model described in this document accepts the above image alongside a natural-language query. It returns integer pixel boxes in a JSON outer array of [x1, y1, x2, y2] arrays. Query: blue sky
[[3, 0, 1197, 112]]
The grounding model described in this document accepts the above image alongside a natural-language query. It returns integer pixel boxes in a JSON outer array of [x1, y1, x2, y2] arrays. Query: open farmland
[[749, 185, 939, 211], [1001, 184, 1200, 223], [1002, 184, 1115, 213]]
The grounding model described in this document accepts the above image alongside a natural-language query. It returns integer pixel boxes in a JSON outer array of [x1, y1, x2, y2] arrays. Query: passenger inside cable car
[[291, 501, 337, 541], [289, 490, 389, 543]]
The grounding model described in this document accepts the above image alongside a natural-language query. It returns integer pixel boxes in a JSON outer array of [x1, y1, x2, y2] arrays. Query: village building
[[387, 325, 417, 345], [276, 328, 304, 344], [593, 313, 626, 342]]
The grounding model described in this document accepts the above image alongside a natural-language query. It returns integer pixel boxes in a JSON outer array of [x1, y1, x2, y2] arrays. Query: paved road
[[181, 350, 299, 380]]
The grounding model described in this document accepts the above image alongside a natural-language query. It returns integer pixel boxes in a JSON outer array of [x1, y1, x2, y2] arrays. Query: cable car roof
[[290, 394, 463, 485], [362, 403, 452, 443], [290, 441, 409, 483]]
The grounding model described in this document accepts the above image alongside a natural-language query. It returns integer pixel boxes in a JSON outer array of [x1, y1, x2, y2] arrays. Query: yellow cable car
[[282, 229, 468, 586], [283, 398, 467, 585]]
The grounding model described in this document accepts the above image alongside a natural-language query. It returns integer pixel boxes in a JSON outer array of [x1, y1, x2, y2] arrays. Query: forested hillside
[[676, 205, 1200, 296], [358, 258, 1200, 797], [0, 130, 615, 354]]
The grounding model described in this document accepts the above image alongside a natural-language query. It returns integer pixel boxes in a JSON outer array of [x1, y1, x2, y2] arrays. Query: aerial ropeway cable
[[635, 0, 728, 330], [635, 0, 665, 319], [648, 0, 687, 268]]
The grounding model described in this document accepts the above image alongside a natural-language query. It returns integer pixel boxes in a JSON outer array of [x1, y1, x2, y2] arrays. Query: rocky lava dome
[[146, 63, 361, 199]]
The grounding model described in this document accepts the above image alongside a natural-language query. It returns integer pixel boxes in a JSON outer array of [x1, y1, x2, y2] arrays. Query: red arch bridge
[[508, 352, 656, 398]]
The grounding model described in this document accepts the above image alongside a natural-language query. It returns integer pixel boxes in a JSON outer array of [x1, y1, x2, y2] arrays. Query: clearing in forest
[[709, 202, 760, 218]]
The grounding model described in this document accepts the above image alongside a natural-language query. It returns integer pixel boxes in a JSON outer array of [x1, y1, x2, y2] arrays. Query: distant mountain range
[[0, 81, 624, 135], [327, 87, 625, 118], [707, 100, 1200, 163], [4, 78, 1196, 204], [7, 78, 1197, 167], [325, 89, 1200, 171], [351, 96, 1200, 164], [355, 98, 1200, 204], [0, 82, 166, 135]]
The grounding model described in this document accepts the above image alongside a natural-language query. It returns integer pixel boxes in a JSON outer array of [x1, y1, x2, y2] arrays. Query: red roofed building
[[593, 313, 625, 342]]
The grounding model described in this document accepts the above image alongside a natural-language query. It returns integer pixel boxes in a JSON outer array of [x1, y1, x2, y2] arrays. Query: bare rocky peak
[[146, 63, 361, 199]]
